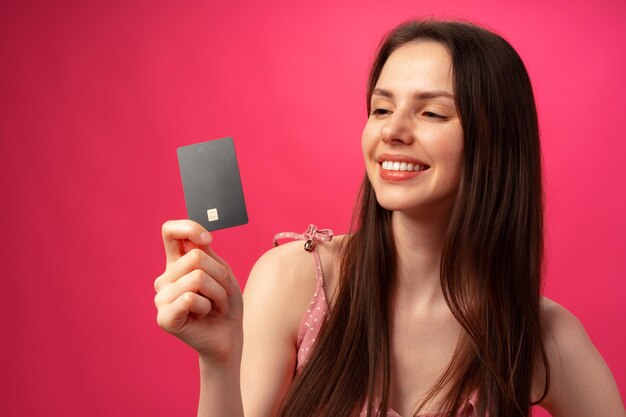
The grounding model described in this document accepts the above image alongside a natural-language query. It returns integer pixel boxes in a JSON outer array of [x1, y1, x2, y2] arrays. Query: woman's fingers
[[205, 245, 230, 272], [162, 219, 212, 264], [154, 248, 232, 296], [156, 291, 213, 334], [156, 219, 239, 333], [205, 246, 240, 295], [155, 269, 230, 316]]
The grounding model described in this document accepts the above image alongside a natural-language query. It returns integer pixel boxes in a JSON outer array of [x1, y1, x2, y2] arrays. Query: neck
[[391, 210, 450, 313]]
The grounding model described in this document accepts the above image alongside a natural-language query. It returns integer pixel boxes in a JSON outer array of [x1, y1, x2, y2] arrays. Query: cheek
[[445, 150, 464, 186], [361, 123, 376, 158], [441, 140, 463, 166], [361, 124, 379, 183], [437, 125, 463, 159], [427, 129, 464, 180]]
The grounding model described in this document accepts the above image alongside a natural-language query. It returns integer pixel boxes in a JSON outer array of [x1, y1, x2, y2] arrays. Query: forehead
[[375, 41, 454, 93]]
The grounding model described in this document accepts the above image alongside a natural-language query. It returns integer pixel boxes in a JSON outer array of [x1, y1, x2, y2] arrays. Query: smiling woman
[[153, 19, 626, 417], [363, 41, 463, 217]]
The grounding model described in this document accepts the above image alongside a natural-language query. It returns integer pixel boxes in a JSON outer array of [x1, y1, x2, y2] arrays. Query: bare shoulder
[[244, 239, 319, 311], [243, 234, 347, 323], [539, 296, 589, 356], [535, 297, 625, 416], [240, 239, 336, 417]]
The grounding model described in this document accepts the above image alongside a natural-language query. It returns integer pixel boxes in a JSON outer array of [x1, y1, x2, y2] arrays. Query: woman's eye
[[371, 108, 391, 116], [423, 111, 446, 120]]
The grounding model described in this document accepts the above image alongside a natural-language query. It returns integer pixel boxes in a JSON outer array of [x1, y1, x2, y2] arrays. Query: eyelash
[[371, 108, 391, 116], [423, 111, 446, 120], [370, 108, 447, 120]]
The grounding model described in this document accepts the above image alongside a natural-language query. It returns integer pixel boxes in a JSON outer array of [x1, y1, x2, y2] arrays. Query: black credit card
[[177, 137, 248, 231]]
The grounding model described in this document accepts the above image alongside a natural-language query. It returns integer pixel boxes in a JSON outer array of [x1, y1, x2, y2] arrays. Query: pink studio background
[[1, 0, 625, 416]]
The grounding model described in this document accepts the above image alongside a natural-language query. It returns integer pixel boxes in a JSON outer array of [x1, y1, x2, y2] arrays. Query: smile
[[381, 160, 429, 172]]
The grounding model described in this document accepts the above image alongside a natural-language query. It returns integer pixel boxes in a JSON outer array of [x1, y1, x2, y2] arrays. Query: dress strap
[[274, 225, 334, 369], [273, 224, 333, 252]]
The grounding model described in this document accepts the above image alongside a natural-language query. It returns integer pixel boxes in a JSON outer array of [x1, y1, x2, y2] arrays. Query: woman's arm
[[196, 241, 316, 417], [155, 221, 316, 417], [154, 220, 246, 417], [197, 354, 245, 417], [539, 298, 626, 417], [196, 240, 317, 416], [239, 241, 319, 417]]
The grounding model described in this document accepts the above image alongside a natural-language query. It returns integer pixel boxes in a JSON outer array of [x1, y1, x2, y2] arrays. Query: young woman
[[153, 20, 625, 417]]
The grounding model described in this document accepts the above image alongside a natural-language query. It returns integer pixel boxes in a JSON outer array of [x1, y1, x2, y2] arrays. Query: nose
[[380, 111, 415, 145]]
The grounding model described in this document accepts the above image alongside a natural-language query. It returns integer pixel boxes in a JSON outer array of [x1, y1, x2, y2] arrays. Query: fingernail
[[199, 232, 211, 244]]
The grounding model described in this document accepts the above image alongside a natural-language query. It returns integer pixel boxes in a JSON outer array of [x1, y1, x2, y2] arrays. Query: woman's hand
[[154, 220, 244, 363]]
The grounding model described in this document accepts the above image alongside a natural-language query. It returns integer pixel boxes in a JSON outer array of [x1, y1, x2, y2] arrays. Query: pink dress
[[273, 225, 478, 417]]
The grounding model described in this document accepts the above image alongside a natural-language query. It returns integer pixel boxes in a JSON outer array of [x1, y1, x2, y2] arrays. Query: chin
[[373, 189, 457, 220], [374, 192, 426, 214]]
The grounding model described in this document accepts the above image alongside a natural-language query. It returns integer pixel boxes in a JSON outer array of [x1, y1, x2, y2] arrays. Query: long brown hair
[[278, 20, 549, 417]]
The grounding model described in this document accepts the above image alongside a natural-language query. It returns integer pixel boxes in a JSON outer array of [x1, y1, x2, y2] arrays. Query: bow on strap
[[273, 224, 334, 252]]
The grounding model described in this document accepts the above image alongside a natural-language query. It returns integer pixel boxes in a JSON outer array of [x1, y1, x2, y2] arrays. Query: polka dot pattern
[[295, 243, 328, 369]]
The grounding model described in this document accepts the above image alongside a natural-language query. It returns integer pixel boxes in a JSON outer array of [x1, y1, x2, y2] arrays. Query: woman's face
[[362, 41, 464, 218]]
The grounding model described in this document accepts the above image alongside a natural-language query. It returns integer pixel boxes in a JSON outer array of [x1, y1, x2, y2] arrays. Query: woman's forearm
[[197, 355, 244, 417]]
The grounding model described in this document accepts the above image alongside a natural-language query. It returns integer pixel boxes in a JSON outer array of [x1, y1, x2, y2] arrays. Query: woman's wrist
[[197, 351, 244, 417], [199, 349, 241, 373], [198, 333, 243, 376], [196, 324, 244, 365]]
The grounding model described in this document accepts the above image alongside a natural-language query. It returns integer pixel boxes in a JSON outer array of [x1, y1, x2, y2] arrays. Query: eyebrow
[[372, 87, 454, 100]]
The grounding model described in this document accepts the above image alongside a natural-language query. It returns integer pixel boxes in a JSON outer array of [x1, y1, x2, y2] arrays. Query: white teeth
[[380, 160, 427, 172]]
